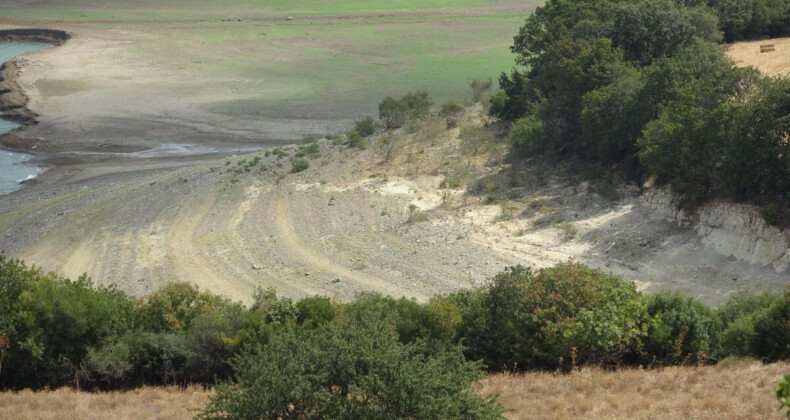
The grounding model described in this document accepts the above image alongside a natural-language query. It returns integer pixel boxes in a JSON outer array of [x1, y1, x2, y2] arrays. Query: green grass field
[[3, 0, 539, 137]]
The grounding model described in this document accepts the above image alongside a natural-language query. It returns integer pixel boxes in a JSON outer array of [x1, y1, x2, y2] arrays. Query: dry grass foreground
[[1, 361, 786, 419], [479, 360, 790, 420], [0, 386, 211, 420]]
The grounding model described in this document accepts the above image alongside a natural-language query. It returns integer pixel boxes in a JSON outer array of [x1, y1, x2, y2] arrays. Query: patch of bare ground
[[478, 360, 790, 420], [0, 386, 211, 420], [0, 105, 786, 305]]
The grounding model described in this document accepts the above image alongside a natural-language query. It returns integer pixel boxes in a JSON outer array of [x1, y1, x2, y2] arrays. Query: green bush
[[353, 116, 379, 137], [460, 263, 649, 371], [346, 130, 367, 149], [760, 203, 781, 226], [295, 296, 335, 327], [510, 114, 546, 155], [720, 316, 756, 357], [291, 157, 310, 173], [487, 90, 508, 118], [198, 319, 504, 420], [344, 293, 447, 346], [644, 293, 722, 364], [7, 273, 135, 389], [379, 96, 410, 129], [136, 282, 231, 333], [751, 295, 790, 361], [378, 91, 433, 128], [496, 0, 790, 205]]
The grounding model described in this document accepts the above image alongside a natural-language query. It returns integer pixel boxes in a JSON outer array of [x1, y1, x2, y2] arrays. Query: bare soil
[[0, 109, 786, 305]]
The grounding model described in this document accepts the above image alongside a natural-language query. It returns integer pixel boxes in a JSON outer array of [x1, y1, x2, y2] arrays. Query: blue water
[[0, 41, 47, 195]]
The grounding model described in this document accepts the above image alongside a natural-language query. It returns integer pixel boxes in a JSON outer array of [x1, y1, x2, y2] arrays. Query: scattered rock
[[331, 277, 341, 283], [252, 264, 262, 270]]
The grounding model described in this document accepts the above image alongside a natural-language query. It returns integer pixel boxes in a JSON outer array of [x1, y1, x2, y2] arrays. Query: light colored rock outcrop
[[643, 189, 790, 272]]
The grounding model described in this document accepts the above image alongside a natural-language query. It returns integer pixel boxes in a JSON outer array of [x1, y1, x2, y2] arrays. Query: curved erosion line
[[0, 28, 70, 145], [273, 189, 424, 300]]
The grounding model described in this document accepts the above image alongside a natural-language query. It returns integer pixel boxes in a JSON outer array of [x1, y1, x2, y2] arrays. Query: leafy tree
[[460, 262, 649, 371], [8, 273, 135, 388], [198, 320, 504, 419], [136, 282, 230, 333], [402, 90, 433, 118], [611, 0, 721, 66], [378, 96, 409, 129]]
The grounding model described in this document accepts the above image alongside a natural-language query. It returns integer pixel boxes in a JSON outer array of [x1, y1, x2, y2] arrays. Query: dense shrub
[[509, 114, 546, 155], [136, 282, 231, 333], [295, 296, 335, 327], [751, 294, 790, 361], [353, 116, 378, 137], [761, 203, 781, 226], [346, 130, 367, 149], [496, 0, 790, 209], [460, 263, 649, 371], [378, 91, 433, 128], [645, 293, 722, 364], [198, 319, 504, 420], [291, 157, 310, 173], [1, 255, 787, 400]]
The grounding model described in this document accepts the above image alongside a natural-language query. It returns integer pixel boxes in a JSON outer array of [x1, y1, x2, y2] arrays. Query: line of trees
[[2, 256, 789, 409], [491, 0, 790, 222]]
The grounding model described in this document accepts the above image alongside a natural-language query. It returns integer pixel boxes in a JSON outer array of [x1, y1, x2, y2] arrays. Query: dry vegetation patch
[[0, 386, 211, 420], [478, 360, 789, 420]]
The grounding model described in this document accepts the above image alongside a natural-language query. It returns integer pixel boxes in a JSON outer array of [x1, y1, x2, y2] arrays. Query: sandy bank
[[0, 29, 69, 152]]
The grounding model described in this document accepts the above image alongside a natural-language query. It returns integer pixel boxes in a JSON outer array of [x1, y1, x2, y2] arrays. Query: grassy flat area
[[2, 0, 538, 142], [3, 0, 535, 20]]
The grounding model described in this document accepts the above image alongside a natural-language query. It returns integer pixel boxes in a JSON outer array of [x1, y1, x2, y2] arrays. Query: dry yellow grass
[[478, 360, 789, 420], [728, 37, 790, 77], [1, 362, 787, 419], [0, 386, 211, 420]]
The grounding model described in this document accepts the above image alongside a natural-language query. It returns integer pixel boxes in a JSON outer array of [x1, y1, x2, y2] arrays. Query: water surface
[[0, 41, 47, 195]]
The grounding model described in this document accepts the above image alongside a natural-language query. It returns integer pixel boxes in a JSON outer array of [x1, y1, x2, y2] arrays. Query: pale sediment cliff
[[643, 189, 790, 272]]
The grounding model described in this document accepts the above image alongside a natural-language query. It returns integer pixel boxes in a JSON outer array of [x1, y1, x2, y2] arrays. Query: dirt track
[[0, 108, 786, 305]]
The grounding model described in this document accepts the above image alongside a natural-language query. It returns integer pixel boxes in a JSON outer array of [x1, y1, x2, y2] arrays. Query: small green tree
[[379, 96, 409, 128], [353, 117, 379, 137], [198, 319, 504, 419]]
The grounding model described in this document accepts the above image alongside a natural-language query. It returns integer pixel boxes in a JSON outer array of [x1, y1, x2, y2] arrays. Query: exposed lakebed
[[0, 41, 46, 195]]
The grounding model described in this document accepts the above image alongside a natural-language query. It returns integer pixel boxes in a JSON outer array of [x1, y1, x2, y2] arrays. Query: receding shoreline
[[0, 29, 69, 153]]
